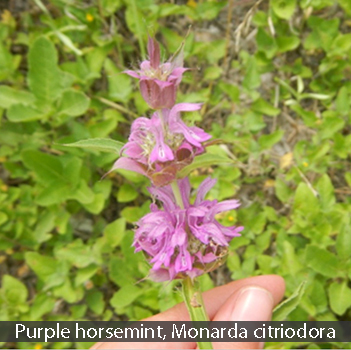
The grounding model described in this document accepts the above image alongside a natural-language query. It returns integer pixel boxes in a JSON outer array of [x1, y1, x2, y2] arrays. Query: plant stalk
[[171, 180, 184, 209], [182, 277, 213, 349], [171, 181, 213, 349]]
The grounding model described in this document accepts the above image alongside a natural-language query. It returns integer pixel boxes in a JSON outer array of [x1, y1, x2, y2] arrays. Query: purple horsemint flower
[[125, 37, 187, 109], [111, 103, 211, 186], [133, 177, 243, 282]]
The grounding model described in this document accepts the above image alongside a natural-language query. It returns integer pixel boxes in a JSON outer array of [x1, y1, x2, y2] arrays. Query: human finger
[[91, 275, 285, 350], [210, 282, 285, 349]]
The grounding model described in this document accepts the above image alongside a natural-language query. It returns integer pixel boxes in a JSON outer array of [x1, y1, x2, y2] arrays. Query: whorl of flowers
[[134, 178, 243, 282], [113, 37, 243, 281]]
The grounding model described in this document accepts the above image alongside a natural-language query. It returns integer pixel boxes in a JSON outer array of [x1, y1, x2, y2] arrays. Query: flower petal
[[124, 70, 141, 79], [195, 177, 217, 205], [147, 37, 161, 69], [210, 200, 241, 216], [111, 157, 146, 175], [148, 185, 177, 212], [168, 103, 202, 124]]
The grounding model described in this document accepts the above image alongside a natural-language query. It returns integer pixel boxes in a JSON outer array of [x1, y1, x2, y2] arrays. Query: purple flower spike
[[133, 177, 243, 281], [125, 37, 188, 109]]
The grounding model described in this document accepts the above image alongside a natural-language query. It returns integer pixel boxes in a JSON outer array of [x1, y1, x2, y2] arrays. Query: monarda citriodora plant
[[111, 37, 244, 349]]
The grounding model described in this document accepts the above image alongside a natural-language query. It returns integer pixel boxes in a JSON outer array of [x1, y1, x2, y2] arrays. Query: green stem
[[182, 277, 213, 349], [171, 181, 184, 209], [170, 181, 213, 349]]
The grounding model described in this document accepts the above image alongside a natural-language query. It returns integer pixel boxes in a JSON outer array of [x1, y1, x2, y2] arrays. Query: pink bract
[[125, 37, 188, 109]]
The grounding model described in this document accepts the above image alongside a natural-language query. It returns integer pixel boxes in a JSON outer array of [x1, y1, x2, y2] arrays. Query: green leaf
[[69, 180, 95, 204], [62, 138, 124, 153], [196, 1, 227, 20], [2, 275, 28, 306], [271, 0, 297, 20], [329, 33, 351, 56], [54, 31, 83, 55], [121, 205, 145, 223], [57, 89, 90, 117], [218, 82, 240, 102], [290, 104, 317, 127], [105, 58, 132, 102], [117, 183, 138, 203], [293, 182, 319, 216], [34, 210, 56, 243], [339, 0, 351, 15], [55, 239, 95, 268], [29, 294, 55, 320], [82, 193, 106, 214], [71, 304, 87, 319], [75, 265, 98, 287], [0, 212, 8, 226], [109, 257, 135, 287], [25, 252, 68, 289], [100, 0, 123, 15], [336, 221, 351, 260], [63, 156, 82, 188], [89, 118, 118, 138], [275, 178, 293, 202], [110, 285, 143, 311], [7, 104, 46, 122], [316, 174, 335, 210], [281, 241, 303, 275], [178, 153, 233, 178], [335, 86, 350, 115], [319, 116, 344, 140], [305, 245, 344, 278], [0, 42, 15, 77], [27, 36, 63, 103], [277, 36, 300, 52], [310, 280, 328, 314], [86, 290, 105, 315], [36, 181, 70, 206], [252, 98, 280, 117], [203, 66, 223, 80], [328, 282, 351, 315], [243, 56, 260, 90], [104, 218, 126, 248], [256, 28, 278, 59], [52, 278, 83, 303], [273, 281, 306, 321], [258, 130, 284, 149], [0, 86, 35, 109], [304, 17, 339, 51], [21, 150, 66, 184]]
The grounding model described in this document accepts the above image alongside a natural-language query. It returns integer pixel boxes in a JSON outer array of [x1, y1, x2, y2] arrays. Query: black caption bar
[[1, 321, 349, 342]]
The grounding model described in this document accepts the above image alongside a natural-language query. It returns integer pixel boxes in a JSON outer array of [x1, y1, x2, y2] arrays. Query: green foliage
[[273, 281, 306, 321], [1, 1, 351, 349]]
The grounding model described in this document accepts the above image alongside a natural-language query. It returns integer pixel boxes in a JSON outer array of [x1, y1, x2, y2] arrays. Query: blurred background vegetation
[[1, 0, 351, 348]]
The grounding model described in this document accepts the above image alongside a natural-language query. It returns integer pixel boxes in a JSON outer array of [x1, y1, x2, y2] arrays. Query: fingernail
[[230, 286, 274, 321]]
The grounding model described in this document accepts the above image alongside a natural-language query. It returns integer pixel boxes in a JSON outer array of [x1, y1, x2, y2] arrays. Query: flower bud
[[125, 37, 187, 109]]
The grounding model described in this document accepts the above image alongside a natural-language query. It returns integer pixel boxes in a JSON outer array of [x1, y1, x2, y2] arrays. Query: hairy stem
[[171, 181, 213, 349], [182, 277, 213, 349], [171, 180, 184, 209]]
